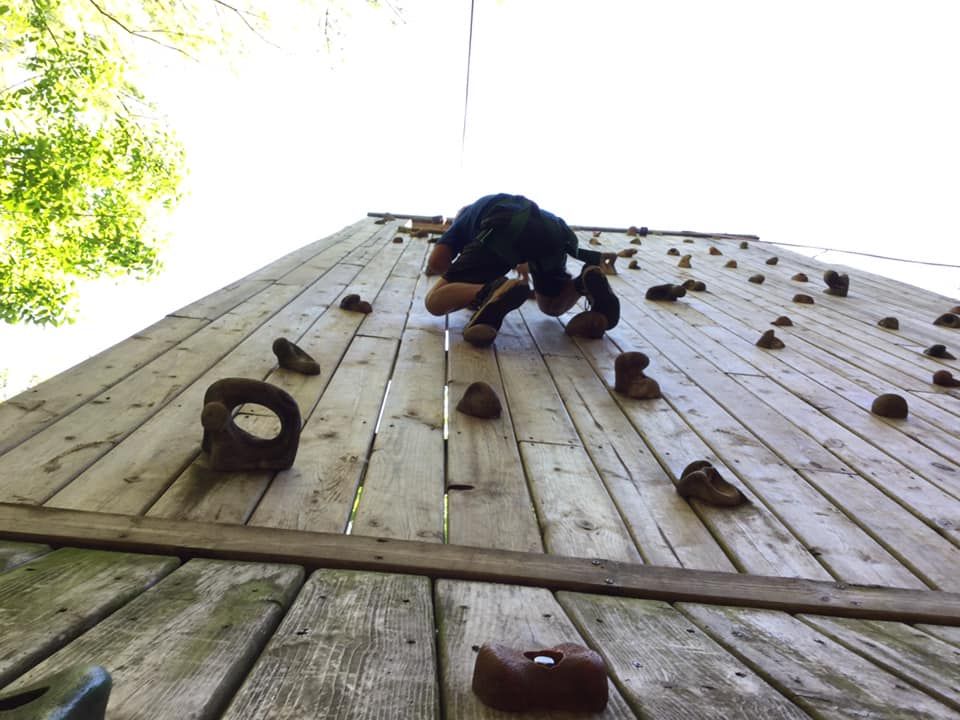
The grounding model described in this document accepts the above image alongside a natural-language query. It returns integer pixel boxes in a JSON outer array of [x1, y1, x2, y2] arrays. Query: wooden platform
[[1, 217, 959, 717]]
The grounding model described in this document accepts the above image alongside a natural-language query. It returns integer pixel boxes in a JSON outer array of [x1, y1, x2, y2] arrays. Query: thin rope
[[460, 0, 476, 167], [758, 238, 960, 269]]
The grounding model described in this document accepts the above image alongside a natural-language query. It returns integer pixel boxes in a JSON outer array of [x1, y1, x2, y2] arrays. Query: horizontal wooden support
[[367, 211, 445, 223], [1, 503, 958, 626], [569, 225, 759, 240]]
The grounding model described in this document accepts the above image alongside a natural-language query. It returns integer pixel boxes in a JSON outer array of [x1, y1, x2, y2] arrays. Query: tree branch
[[209, 0, 279, 49], [85, 0, 197, 60]]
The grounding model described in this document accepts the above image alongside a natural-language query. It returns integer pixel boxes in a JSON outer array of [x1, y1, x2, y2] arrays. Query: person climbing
[[424, 194, 620, 347]]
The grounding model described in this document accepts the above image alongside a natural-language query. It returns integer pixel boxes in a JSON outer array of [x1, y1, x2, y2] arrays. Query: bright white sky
[[2, 0, 959, 398]]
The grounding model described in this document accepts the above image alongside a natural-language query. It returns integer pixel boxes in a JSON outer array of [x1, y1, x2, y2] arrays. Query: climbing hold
[[791, 273, 809, 282], [793, 294, 814, 304], [412, 229, 430, 239], [272, 338, 321, 376], [626, 226, 639, 236], [683, 238, 695, 244], [628, 259, 640, 269], [771, 316, 793, 326], [934, 313, 960, 328], [667, 248, 680, 256], [472, 643, 609, 713], [756, 329, 785, 349], [724, 260, 738, 268], [739, 240, 749, 249], [340, 293, 373, 314], [565, 311, 608, 339], [877, 317, 899, 330], [630, 237, 642, 245], [871, 393, 908, 419], [748, 274, 765, 284], [201, 378, 301, 471], [933, 370, 960, 387], [600, 254, 618, 275], [373, 214, 395, 225], [823, 270, 849, 297], [765, 256, 779, 265], [681, 279, 706, 292], [392, 236, 404, 243], [589, 237, 601, 246], [0, 665, 111, 720], [645, 284, 687, 301], [456, 382, 502, 419], [614, 352, 662, 399], [925, 344, 957, 359], [676, 460, 749, 507], [592, 231, 601, 237], [678, 254, 692, 268], [951, 306, 960, 314], [709, 246, 723, 255], [617, 247, 638, 258]]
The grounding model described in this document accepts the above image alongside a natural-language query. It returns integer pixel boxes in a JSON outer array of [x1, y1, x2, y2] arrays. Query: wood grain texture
[[800, 615, 960, 711], [558, 592, 810, 719], [248, 335, 398, 532], [0, 547, 178, 687], [223, 570, 439, 720], [446, 337, 543, 553], [0, 540, 49, 572], [4, 504, 960, 626], [435, 580, 637, 718], [351, 329, 445, 543], [6, 559, 302, 720], [682, 603, 960, 719]]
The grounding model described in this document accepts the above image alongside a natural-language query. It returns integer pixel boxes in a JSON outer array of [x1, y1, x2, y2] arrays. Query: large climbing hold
[[933, 370, 960, 387], [933, 313, 960, 328], [871, 393, 908, 419], [272, 338, 321, 376], [645, 284, 686, 301], [925, 344, 957, 359], [676, 460, 749, 507], [614, 351, 662, 399], [756, 329, 785, 349], [0, 665, 112, 720], [456, 382, 503, 419], [877, 317, 899, 330]]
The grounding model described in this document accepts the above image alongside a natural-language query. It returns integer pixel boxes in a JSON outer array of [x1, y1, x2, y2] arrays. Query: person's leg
[[425, 278, 486, 316], [535, 277, 581, 316]]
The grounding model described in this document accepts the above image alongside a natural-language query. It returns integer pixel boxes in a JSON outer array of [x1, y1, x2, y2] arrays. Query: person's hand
[[600, 253, 618, 276], [514, 263, 530, 282]]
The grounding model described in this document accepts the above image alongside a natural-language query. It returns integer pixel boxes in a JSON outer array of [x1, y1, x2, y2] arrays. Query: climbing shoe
[[577, 265, 620, 330], [463, 278, 529, 347]]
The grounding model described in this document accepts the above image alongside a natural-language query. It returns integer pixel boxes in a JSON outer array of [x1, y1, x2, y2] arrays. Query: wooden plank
[[171, 277, 273, 321], [0, 540, 49, 572], [351, 329, 446, 542], [434, 580, 637, 718], [520, 441, 642, 562], [681, 604, 960, 719], [0, 547, 178, 687], [558, 592, 809, 719], [357, 273, 419, 340], [0, 315, 206, 455], [247, 335, 398, 531], [405, 271, 447, 334], [445, 337, 543, 553], [45, 263, 364, 516], [5, 559, 302, 720], [4, 504, 960, 625], [143, 237, 407, 523], [800, 615, 960, 711], [917, 624, 960, 648], [546, 354, 736, 571], [222, 570, 438, 720]]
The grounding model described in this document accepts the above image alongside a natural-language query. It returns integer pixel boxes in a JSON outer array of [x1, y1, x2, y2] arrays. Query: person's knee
[[536, 295, 565, 316]]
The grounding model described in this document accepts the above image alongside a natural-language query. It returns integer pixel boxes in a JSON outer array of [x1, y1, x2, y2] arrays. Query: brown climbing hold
[[724, 260, 738, 268], [456, 382, 502, 419], [871, 393, 908, 419], [934, 313, 960, 328], [951, 306, 960, 314], [793, 294, 814, 304], [933, 370, 960, 387], [925, 344, 957, 359], [709, 246, 722, 255], [201, 378, 301, 471], [565, 311, 608, 339], [412, 229, 429, 239], [614, 352, 662, 399], [392, 236, 404, 243], [667, 248, 680, 256], [626, 226, 639, 236], [373, 214, 395, 225], [592, 231, 601, 238], [272, 338, 321, 376], [645, 284, 687, 301], [678, 254, 692, 268], [681, 279, 706, 292], [771, 316, 793, 326], [765, 256, 778, 265], [340, 293, 373, 314], [628, 259, 640, 269], [878, 317, 899, 330], [600, 254, 618, 275], [472, 643, 609, 713], [630, 237, 642, 245], [683, 238, 695, 244], [617, 247, 638, 257], [676, 460, 749, 507], [589, 237, 601, 246], [739, 240, 749, 249], [756, 329, 785, 349], [748, 274, 765, 284], [791, 273, 809, 282], [823, 270, 849, 297]]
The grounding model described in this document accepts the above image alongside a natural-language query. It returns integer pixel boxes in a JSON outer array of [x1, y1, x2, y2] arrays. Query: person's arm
[[426, 243, 454, 276]]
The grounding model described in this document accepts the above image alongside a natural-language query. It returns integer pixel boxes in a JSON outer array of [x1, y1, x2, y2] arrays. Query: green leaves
[[1, 0, 184, 325]]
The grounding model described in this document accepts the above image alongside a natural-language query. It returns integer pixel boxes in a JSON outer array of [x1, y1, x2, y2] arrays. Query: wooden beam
[[367, 211, 445, 223], [1, 503, 959, 626], [569, 225, 760, 240]]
